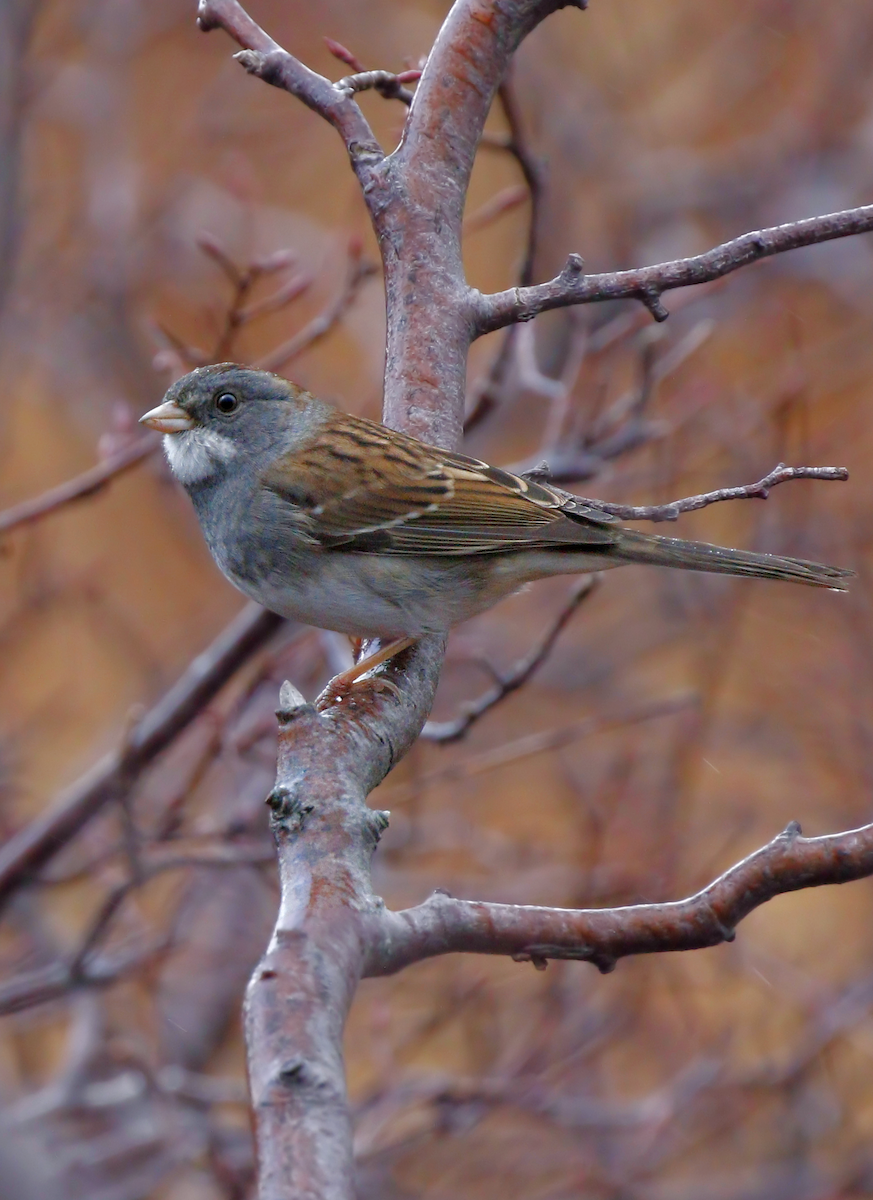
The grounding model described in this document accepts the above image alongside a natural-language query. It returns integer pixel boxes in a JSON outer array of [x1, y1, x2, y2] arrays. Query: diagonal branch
[[196, 0, 385, 182], [0, 603, 284, 908], [0, 437, 157, 537], [475, 205, 873, 331], [421, 576, 598, 743], [365, 819, 873, 976]]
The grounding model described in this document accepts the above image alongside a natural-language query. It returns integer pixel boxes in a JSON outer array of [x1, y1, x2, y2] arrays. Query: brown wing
[[261, 411, 621, 555]]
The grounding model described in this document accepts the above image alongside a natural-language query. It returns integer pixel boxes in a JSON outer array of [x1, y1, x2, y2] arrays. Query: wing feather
[[260, 411, 621, 555]]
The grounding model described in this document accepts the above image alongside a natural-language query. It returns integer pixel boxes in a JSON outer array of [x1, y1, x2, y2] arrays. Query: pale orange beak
[[139, 400, 196, 433]]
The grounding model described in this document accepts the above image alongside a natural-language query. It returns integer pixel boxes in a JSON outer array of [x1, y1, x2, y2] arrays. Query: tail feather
[[613, 528, 853, 590]]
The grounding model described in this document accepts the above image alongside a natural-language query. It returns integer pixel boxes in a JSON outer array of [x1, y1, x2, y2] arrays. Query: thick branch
[[0, 603, 284, 907], [476, 205, 873, 331], [364, 820, 873, 976], [379, 0, 583, 442], [245, 637, 445, 1200]]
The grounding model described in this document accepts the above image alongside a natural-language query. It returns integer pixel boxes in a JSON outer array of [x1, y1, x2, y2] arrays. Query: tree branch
[[475, 205, 873, 331], [255, 239, 375, 372], [0, 603, 284, 907], [245, 638, 445, 1200], [196, 0, 385, 181], [0, 437, 157, 537], [565, 462, 849, 523], [421, 576, 598, 743], [364, 819, 873, 976]]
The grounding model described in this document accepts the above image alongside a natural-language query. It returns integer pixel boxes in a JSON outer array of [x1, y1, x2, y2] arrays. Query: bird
[[140, 363, 852, 684]]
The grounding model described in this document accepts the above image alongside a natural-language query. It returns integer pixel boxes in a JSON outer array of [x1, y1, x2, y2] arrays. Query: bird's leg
[[318, 636, 416, 707]]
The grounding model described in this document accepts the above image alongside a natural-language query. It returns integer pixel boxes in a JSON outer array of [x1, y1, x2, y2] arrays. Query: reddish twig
[[0, 437, 157, 538], [421, 576, 598, 743], [255, 240, 375, 372], [476, 205, 873, 330], [325, 38, 421, 105], [365, 819, 873, 976], [565, 462, 850, 524], [383, 693, 695, 804], [463, 183, 529, 236], [0, 603, 284, 907]]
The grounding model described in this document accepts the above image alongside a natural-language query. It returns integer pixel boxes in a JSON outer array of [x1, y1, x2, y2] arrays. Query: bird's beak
[[139, 400, 196, 434]]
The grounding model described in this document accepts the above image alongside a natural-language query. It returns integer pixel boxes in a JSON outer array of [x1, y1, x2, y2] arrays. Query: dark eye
[[215, 392, 239, 415]]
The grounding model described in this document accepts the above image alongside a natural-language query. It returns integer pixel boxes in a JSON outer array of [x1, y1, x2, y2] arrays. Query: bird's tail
[[612, 527, 852, 590]]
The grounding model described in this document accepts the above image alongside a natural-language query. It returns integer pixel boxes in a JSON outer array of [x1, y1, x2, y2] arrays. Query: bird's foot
[[316, 636, 415, 710]]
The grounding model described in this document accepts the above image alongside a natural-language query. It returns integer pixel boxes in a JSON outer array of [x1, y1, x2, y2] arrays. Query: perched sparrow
[[141, 364, 851, 678]]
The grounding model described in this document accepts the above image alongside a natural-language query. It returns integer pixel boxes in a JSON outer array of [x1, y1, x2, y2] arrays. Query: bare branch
[[494, 72, 545, 290], [463, 183, 529, 236], [335, 68, 420, 105], [245, 637, 445, 1200], [421, 576, 598, 743], [196, 0, 385, 181], [567, 462, 849, 524], [255, 239, 375, 372], [382, 693, 695, 805], [365, 819, 873, 977], [475, 205, 873, 332], [462, 71, 546, 432], [0, 437, 157, 538], [0, 603, 285, 907]]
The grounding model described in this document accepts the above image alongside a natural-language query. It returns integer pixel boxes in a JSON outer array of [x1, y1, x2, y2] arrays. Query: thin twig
[[255, 241, 375, 372], [463, 183, 529, 235], [197, 0, 386, 183], [567, 462, 849, 523], [421, 576, 598, 743], [0, 437, 158, 538], [382, 693, 695, 804], [335, 68, 420, 105], [464, 72, 545, 431]]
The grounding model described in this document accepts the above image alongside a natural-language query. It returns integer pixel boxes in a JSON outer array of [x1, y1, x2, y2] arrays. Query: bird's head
[[139, 363, 322, 488]]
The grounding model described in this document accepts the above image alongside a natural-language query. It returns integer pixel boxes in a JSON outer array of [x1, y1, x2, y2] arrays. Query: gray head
[[139, 363, 326, 489]]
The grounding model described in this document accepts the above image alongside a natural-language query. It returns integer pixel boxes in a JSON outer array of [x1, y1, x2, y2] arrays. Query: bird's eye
[[215, 392, 239, 415]]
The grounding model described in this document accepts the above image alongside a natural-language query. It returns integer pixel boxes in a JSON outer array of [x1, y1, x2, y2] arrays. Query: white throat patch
[[163, 427, 237, 486]]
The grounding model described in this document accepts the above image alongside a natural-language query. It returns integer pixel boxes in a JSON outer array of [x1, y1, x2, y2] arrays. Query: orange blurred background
[[2, 1, 873, 1197]]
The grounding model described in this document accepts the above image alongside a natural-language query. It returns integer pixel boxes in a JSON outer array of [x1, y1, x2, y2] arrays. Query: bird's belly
[[221, 552, 490, 639]]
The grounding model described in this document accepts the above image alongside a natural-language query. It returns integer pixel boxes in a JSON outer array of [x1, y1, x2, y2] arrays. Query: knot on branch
[[335, 69, 420, 105], [276, 680, 313, 723], [366, 809, 391, 847], [233, 48, 265, 73], [522, 459, 553, 481], [271, 1056, 337, 1097], [559, 253, 585, 281], [265, 787, 314, 831], [640, 287, 670, 322], [195, 0, 219, 31], [233, 48, 288, 89]]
